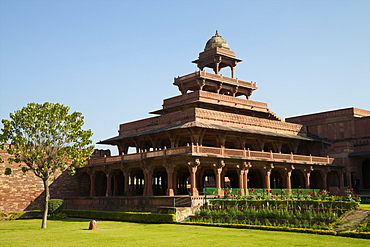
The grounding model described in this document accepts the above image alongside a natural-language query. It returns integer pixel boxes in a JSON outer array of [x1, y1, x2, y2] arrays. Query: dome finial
[[204, 31, 230, 51]]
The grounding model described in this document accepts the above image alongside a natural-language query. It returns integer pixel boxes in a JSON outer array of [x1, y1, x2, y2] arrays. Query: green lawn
[[360, 204, 370, 211], [0, 219, 369, 247]]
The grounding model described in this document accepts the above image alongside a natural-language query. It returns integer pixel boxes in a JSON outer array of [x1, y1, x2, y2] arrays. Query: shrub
[[8, 210, 42, 220], [337, 231, 370, 239], [0, 212, 8, 218], [210, 199, 359, 210], [48, 199, 65, 214], [63, 210, 176, 223]]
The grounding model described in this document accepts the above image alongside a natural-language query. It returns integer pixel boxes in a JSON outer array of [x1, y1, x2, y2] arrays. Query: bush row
[[6, 210, 42, 220], [210, 199, 359, 210], [178, 221, 337, 235], [178, 221, 370, 239], [63, 209, 176, 223]]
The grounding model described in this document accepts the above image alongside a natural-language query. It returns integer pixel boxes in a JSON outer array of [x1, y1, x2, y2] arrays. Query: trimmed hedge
[[8, 210, 42, 220], [48, 199, 65, 214], [178, 221, 337, 236], [0, 212, 8, 218], [337, 231, 370, 239], [63, 210, 176, 223], [210, 199, 359, 210]]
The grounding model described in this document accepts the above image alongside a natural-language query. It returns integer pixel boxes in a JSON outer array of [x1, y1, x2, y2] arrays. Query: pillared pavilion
[[76, 31, 344, 200]]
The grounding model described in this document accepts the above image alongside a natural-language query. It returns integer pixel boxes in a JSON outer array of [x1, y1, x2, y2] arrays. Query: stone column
[[238, 169, 244, 189], [285, 165, 294, 190], [121, 168, 130, 196], [213, 160, 225, 196], [106, 172, 111, 197], [304, 167, 313, 189], [143, 167, 153, 196], [188, 159, 201, 196], [164, 162, 175, 196], [243, 162, 252, 190], [339, 170, 345, 188], [323, 172, 328, 190], [263, 163, 274, 189], [88, 169, 95, 197]]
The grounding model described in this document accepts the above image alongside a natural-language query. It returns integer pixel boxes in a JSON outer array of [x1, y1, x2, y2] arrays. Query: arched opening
[[362, 159, 370, 189], [79, 172, 90, 196], [111, 169, 124, 196], [327, 171, 339, 187], [310, 170, 323, 189], [130, 168, 144, 196], [248, 170, 263, 188], [176, 167, 190, 195], [153, 167, 167, 196], [201, 168, 216, 190], [225, 169, 238, 188], [291, 170, 305, 188], [270, 170, 283, 188], [94, 171, 107, 196]]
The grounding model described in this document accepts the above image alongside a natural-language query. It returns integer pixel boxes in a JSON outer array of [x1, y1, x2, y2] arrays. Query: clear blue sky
[[1, 0, 369, 154]]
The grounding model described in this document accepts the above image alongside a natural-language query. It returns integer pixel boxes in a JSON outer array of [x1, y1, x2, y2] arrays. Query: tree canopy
[[0, 102, 94, 228]]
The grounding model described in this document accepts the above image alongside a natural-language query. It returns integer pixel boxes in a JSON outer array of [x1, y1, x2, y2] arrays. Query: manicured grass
[[360, 204, 370, 211], [1, 219, 369, 246]]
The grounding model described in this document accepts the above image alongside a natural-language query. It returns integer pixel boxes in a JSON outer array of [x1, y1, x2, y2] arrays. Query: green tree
[[0, 102, 93, 228]]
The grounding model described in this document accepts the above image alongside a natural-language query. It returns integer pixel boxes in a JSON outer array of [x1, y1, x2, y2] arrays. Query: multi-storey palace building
[[1, 32, 369, 213], [76, 32, 347, 199]]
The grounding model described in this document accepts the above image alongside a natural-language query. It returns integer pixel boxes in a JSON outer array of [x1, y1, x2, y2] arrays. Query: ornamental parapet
[[174, 70, 257, 89], [87, 144, 334, 167]]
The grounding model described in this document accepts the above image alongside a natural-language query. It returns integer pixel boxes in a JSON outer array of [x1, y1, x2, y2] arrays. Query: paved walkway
[[331, 210, 369, 232]]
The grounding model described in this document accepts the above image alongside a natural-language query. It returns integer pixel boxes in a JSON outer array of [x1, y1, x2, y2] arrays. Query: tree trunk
[[41, 178, 50, 229]]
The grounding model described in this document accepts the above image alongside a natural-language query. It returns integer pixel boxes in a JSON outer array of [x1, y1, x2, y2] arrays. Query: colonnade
[[77, 159, 345, 197]]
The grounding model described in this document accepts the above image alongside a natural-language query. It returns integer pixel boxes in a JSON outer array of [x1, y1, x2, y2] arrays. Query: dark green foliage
[[337, 231, 370, 239], [8, 210, 42, 220], [63, 210, 176, 223], [48, 199, 65, 214], [0, 212, 8, 218], [210, 199, 359, 210], [178, 221, 338, 236], [357, 215, 370, 232]]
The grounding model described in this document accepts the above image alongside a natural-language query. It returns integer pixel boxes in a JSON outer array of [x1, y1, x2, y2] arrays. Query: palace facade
[[76, 32, 353, 200], [1, 32, 369, 213]]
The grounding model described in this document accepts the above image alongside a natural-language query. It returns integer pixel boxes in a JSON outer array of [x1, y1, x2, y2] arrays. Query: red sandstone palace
[[1, 32, 369, 213]]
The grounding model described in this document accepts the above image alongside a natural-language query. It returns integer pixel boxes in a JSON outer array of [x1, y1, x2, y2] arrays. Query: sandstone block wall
[[0, 150, 78, 213]]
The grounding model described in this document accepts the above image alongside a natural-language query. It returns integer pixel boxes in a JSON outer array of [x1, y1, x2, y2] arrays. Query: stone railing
[[87, 145, 333, 166], [174, 71, 257, 89]]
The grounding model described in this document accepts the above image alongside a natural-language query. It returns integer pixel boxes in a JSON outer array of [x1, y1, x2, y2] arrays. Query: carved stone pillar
[[104, 166, 111, 197], [322, 167, 330, 190], [339, 170, 345, 188], [213, 160, 225, 196], [188, 159, 201, 196], [243, 162, 252, 190], [304, 166, 313, 189], [143, 166, 153, 196], [164, 161, 175, 196], [238, 169, 244, 189], [285, 165, 294, 190], [263, 163, 274, 189], [88, 168, 95, 197], [121, 167, 130, 196]]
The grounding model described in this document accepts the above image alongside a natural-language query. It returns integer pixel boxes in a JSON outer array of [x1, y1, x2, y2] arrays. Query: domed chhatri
[[204, 30, 230, 51]]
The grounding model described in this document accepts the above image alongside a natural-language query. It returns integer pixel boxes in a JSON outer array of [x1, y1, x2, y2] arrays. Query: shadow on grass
[[50, 218, 93, 222]]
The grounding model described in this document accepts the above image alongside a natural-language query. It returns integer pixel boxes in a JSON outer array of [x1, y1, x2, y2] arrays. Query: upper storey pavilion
[[77, 32, 344, 199]]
